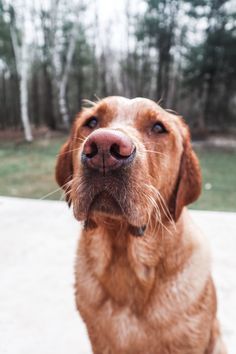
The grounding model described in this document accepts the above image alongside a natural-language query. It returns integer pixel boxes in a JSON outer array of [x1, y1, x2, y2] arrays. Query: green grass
[[0, 138, 235, 211], [0, 137, 66, 201], [191, 148, 236, 212]]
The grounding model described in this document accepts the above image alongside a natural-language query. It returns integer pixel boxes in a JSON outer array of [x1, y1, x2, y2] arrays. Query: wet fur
[[56, 97, 226, 354]]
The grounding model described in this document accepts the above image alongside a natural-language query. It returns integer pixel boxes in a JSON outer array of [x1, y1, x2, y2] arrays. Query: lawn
[[0, 137, 65, 201], [0, 138, 235, 212], [192, 148, 236, 212]]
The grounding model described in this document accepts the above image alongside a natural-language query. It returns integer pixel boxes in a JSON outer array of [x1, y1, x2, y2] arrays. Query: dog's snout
[[82, 130, 136, 172]]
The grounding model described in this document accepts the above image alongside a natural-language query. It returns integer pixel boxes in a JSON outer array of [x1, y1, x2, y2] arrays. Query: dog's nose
[[82, 129, 136, 172]]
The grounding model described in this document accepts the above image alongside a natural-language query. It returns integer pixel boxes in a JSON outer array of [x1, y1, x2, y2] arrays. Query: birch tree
[[58, 19, 81, 128], [9, 2, 33, 142], [48, 0, 84, 129]]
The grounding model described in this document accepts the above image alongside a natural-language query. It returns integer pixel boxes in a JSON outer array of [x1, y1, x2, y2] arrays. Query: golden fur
[[56, 96, 226, 354]]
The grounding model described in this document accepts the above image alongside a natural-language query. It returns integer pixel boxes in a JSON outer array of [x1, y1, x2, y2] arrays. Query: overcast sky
[[9, 0, 236, 51], [24, 0, 132, 49], [94, 0, 145, 51], [95, 0, 127, 50]]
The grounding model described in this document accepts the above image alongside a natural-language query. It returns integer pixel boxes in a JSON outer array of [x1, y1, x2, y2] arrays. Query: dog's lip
[[86, 194, 147, 236], [88, 191, 124, 216], [74, 171, 148, 227]]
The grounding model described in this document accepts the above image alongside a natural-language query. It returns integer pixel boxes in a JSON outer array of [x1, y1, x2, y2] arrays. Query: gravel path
[[0, 197, 235, 354]]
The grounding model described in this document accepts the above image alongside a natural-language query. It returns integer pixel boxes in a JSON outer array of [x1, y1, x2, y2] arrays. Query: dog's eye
[[84, 117, 98, 129], [151, 122, 166, 134]]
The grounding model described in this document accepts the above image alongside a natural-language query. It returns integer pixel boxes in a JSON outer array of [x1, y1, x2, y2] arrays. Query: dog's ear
[[171, 128, 202, 221], [55, 139, 73, 206]]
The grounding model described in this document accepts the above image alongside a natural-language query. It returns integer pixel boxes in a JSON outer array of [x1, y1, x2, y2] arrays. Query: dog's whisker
[[40, 188, 64, 200], [144, 141, 163, 148], [143, 183, 175, 230], [74, 136, 86, 143], [142, 185, 174, 236], [39, 179, 73, 200], [143, 149, 167, 157], [143, 192, 164, 236], [56, 147, 82, 157], [151, 197, 171, 236], [155, 191, 176, 231], [82, 98, 99, 108], [79, 133, 87, 140]]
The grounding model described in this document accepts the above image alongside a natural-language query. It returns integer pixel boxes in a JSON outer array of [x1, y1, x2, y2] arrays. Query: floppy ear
[[171, 131, 202, 221], [55, 140, 73, 206]]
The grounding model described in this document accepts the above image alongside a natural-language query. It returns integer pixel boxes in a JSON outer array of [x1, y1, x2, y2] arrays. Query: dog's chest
[[88, 232, 157, 305], [75, 230, 212, 354], [101, 255, 138, 302]]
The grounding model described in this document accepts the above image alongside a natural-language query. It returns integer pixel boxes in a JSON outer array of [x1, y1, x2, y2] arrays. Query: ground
[[0, 197, 235, 354], [0, 137, 236, 211]]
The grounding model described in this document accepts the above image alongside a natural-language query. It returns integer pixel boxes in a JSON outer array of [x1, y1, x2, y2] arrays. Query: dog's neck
[[81, 211, 191, 311]]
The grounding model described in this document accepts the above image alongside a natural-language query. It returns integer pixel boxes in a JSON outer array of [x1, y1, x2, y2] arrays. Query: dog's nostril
[[85, 142, 98, 158], [110, 143, 136, 160], [110, 144, 122, 159], [110, 143, 129, 159]]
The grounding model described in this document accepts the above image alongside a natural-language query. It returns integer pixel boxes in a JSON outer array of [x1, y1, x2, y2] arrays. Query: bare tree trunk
[[91, 0, 99, 94], [58, 22, 79, 129], [43, 64, 57, 130], [59, 76, 69, 128], [19, 37, 33, 141], [156, 52, 164, 101], [10, 20, 33, 142], [0, 70, 7, 129], [50, 0, 81, 129], [100, 51, 108, 97], [32, 70, 40, 127]]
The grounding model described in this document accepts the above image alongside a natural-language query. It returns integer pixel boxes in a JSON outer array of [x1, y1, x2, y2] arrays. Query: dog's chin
[[73, 172, 149, 228], [79, 192, 147, 237], [73, 189, 147, 228], [88, 191, 123, 218], [73, 190, 124, 221]]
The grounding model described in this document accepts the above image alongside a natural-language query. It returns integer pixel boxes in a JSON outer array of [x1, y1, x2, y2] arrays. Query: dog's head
[[56, 97, 201, 232]]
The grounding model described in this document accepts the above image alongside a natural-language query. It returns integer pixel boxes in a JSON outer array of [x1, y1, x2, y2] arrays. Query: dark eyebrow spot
[[96, 102, 108, 115], [144, 109, 161, 119]]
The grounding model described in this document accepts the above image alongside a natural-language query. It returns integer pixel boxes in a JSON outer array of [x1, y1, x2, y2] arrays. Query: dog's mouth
[[73, 170, 148, 230], [89, 191, 123, 217], [85, 191, 147, 237]]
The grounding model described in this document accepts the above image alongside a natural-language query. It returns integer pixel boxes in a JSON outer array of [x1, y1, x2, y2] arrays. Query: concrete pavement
[[0, 197, 235, 354]]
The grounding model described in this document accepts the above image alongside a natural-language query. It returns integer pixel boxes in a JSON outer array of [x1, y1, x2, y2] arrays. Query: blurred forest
[[0, 0, 236, 141]]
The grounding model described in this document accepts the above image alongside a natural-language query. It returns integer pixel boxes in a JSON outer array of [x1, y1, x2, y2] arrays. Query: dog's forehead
[[98, 96, 177, 126]]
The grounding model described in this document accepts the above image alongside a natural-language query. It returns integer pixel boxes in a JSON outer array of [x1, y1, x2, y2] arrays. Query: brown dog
[[56, 97, 226, 354]]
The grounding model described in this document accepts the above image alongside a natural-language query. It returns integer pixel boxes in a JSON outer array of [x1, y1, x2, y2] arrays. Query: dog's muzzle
[[81, 129, 136, 174]]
